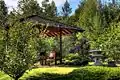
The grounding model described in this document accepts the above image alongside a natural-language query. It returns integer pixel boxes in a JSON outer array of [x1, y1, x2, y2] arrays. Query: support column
[[60, 28, 62, 64]]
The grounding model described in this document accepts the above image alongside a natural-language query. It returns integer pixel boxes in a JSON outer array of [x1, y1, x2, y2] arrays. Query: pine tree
[[75, 0, 103, 50], [62, 0, 72, 17], [74, 1, 85, 22], [78, 0, 101, 31]]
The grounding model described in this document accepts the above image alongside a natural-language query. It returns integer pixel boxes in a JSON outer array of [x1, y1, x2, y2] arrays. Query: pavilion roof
[[19, 15, 85, 37]]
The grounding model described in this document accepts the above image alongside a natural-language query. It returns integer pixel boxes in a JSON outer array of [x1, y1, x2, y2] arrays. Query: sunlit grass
[[0, 71, 13, 80], [1, 65, 120, 80], [20, 66, 120, 79], [20, 67, 78, 79]]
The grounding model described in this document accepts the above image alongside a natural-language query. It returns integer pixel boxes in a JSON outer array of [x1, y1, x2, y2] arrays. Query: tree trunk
[[15, 77, 19, 80]]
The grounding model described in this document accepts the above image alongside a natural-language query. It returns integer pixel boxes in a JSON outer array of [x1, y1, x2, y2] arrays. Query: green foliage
[[63, 54, 88, 66], [20, 67, 77, 79], [20, 67, 120, 80], [75, 0, 120, 62], [64, 54, 81, 61], [101, 5, 120, 28], [18, 0, 42, 16], [0, 0, 8, 27], [79, 37, 90, 56], [24, 73, 65, 80], [0, 21, 40, 79], [75, 0, 103, 49], [68, 67, 120, 80], [97, 22, 120, 61], [0, 71, 13, 80], [60, 0, 72, 23], [62, 0, 72, 17], [42, 0, 58, 18], [78, 0, 100, 28], [0, 27, 6, 68], [74, 1, 85, 22], [62, 36, 75, 56]]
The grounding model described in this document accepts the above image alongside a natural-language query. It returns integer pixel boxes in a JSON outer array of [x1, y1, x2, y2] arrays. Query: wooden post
[[59, 28, 62, 64]]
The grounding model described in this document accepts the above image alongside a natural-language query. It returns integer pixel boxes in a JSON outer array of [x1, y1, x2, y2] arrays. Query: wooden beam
[[63, 29, 72, 34]]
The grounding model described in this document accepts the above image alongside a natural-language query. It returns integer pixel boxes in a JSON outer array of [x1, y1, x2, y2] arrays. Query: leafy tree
[[97, 22, 120, 62], [0, 3, 43, 78], [0, 0, 8, 27], [50, 1, 58, 17], [79, 37, 90, 57], [76, 0, 103, 49], [0, 26, 6, 70], [42, 0, 58, 18], [0, 21, 40, 80], [18, 0, 42, 16], [74, 1, 85, 22], [100, 5, 120, 28], [0, 0, 9, 72]]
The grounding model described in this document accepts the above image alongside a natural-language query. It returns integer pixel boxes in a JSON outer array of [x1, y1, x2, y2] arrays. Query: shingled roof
[[19, 15, 85, 37]]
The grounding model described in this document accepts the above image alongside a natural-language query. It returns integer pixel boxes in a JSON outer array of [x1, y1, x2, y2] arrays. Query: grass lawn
[[20, 67, 78, 79], [20, 66, 120, 80], [1, 65, 120, 80]]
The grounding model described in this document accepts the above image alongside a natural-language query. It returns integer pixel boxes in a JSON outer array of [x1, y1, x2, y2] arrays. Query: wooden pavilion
[[20, 15, 85, 65]]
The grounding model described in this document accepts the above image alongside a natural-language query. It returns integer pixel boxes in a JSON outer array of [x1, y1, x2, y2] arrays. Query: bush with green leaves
[[63, 54, 89, 66], [21, 67, 120, 80], [0, 21, 42, 80], [68, 67, 120, 80], [25, 73, 65, 80], [0, 71, 13, 80]]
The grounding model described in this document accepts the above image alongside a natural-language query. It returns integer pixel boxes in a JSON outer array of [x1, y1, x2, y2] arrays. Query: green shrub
[[22, 67, 120, 80], [0, 71, 13, 80], [64, 54, 81, 60], [26, 73, 66, 80], [63, 54, 88, 66], [68, 67, 120, 80]]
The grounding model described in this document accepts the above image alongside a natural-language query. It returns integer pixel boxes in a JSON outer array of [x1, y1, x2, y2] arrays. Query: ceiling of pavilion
[[19, 15, 85, 37]]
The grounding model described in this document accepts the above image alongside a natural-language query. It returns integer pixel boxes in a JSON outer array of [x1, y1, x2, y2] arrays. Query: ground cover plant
[[0, 71, 13, 80], [19, 66, 120, 80]]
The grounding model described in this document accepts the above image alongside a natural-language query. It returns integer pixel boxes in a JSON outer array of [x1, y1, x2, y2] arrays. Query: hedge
[[21, 66, 120, 80]]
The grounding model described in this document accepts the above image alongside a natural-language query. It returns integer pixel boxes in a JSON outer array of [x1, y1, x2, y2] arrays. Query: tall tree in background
[[61, 0, 72, 23], [50, 1, 58, 17], [74, 1, 85, 22], [101, 5, 120, 28], [76, 0, 103, 49], [62, 0, 72, 17], [60, 1, 75, 56], [18, 0, 42, 16], [42, 0, 57, 18], [0, 0, 8, 67], [42, 0, 49, 16], [0, 0, 8, 27]]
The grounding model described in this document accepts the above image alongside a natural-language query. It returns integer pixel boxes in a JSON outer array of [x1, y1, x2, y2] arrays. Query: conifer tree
[[62, 0, 72, 17]]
